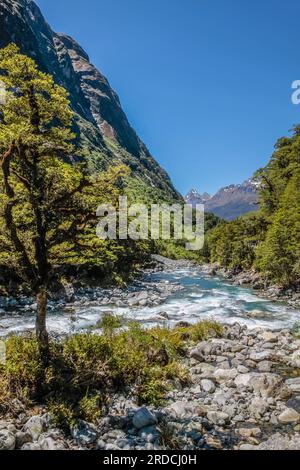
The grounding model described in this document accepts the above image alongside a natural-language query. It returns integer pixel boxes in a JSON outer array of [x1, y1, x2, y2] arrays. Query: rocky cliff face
[[185, 180, 259, 221], [0, 0, 180, 200]]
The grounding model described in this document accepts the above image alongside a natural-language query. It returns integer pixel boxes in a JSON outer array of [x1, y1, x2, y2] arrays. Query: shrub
[[187, 320, 223, 342], [47, 401, 76, 432], [98, 312, 124, 334], [0, 320, 222, 427], [158, 419, 185, 449], [5, 335, 47, 401], [78, 393, 102, 423]]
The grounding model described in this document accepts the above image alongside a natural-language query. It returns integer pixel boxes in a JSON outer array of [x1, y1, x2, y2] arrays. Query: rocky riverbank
[[201, 262, 300, 309], [1, 255, 300, 340], [1, 322, 300, 451]]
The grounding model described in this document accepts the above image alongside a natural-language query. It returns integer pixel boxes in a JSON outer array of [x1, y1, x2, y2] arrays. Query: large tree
[[0, 44, 126, 353]]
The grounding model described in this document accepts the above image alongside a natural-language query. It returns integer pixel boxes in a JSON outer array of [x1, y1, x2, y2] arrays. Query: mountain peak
[[185, 189, 211, 205], [185, 178, 259, 220]]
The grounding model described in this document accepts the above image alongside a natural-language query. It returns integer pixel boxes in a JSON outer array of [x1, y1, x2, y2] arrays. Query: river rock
[[168, 401, 194, 419], [237, 365, 249, 374], [71, 420, 98, 445], [259, 331, 278, 343], [239, 444, 258, 450], [290, 350, 300, 368], [250, 373, 282, 397], [234, 373, 253, 388], [213, 389, 235, 406], [213, 368, 238, 383], [200, 379, 215, 393], [234, 372, 281, 397], [190, 341, 214, 361], [138, 426, 160, 444], [204, 435, 222, 450], [15, 431, 32, 449], [104, 443, 122, 450], [286, 377, 300, 394], [255, 433, 300, 450], [222, 404, 237, 419], [132, 408, 157, 429], [38, 435, 67, 450], [286, 398, 300, 414], [249, 397, 269, 418], [217, 359, 231, 370], [23, 415, 47, 441], [198, 363, 216, 379], [278, 408, 300, 424], [257, 361, 272, 372], [249, 350, 274, 362], [0, 421, 16, 433], [21, 442, 42, 450], [207, 411, 229, 425], [238, 427, 261, 438], [0, 429, 16, 450]]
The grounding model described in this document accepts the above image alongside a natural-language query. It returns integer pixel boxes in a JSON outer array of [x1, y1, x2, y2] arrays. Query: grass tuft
[[0, 320, 222, 430]]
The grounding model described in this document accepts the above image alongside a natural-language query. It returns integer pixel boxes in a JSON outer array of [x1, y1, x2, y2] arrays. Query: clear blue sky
[[36, 0, 300, 195]]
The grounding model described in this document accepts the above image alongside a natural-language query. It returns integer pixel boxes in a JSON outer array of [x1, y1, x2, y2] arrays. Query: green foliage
[[136, 374, 168, 407], [47, 401, 76, 432], [255, 171, 300, 285], [202, 125, 300, 287], [4, 336, 44, 400], [291, 322, 300, 339], [187, 320, 223, 342], [153, 212, 221, 261], [154, 239, 199, 261], [78, 393, 102, 422], [158, 419, 185, 449], [0, 320, 222, 428], [204, 212, 268, 270], [97, 312, 124, 334], [0, 44, 153, 297]]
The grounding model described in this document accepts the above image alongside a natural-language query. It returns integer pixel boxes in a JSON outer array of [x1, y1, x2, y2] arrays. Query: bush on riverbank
[[0, 319, 222, 430]]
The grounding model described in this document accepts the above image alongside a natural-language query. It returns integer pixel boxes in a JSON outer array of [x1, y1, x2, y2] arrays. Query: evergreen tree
[[0, 44, 127, 353]]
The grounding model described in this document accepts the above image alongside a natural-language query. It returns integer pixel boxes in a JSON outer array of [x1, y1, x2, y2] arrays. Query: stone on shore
[[132, 408, 157, 429], [278, 408, 300, 424]]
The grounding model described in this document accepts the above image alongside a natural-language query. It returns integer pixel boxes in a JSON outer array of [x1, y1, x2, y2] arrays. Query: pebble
[[200, 379, 215, 393], [213, 368, 238, 383], [132, 408, 157, 429], [71, 420, 98, 445], [278, 408, 300, 424], [23, 415, 47, 441], [0, 430, 16, 450]]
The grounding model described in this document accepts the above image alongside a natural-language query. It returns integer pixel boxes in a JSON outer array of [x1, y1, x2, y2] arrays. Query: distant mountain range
[[185, 179, 259, 221]]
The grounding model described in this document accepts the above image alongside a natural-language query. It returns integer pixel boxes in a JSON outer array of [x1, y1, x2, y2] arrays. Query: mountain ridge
[[185, 179, 259, 220], [0, 0, 180, 201]]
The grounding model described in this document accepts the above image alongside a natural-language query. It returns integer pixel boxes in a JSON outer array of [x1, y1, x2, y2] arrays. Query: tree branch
[[1, 143, 36, 282]]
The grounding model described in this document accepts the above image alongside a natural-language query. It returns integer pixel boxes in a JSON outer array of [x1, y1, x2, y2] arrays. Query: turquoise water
[[159, 269, 284, 317], [0, 266, 299, 336], [140, 268, 299, 328]]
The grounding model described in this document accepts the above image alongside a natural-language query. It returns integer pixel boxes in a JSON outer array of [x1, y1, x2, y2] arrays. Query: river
[[0, 263, 300, 336]]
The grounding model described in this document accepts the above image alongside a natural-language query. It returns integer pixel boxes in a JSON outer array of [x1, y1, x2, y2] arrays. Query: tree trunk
[[36, 287, 49, 355]]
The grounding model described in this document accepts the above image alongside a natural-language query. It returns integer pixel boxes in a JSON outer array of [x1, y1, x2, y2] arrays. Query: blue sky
[[36, 0, 300, 195]]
